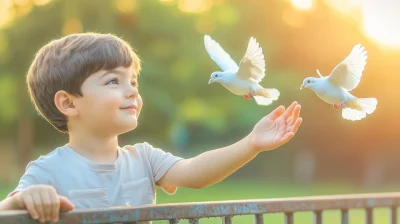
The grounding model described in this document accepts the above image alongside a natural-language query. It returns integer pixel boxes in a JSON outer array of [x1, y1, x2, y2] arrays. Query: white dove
[[300, 44, 377, 121], [204, 34, 280, 106]]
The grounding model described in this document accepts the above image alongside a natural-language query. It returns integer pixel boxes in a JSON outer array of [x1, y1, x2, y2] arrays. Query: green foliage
[[0, 0, 399, 184]]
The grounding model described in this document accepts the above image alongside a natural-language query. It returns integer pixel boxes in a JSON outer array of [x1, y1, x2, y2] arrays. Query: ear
[[54, 90, 78, 117]]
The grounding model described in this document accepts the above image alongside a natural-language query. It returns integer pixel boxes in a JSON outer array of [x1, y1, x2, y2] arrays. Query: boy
[[0, 33, 302, 223]]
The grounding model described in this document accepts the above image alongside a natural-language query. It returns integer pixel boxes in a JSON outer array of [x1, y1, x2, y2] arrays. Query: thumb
[[266, 105, 285, 120], [59, 196, 75, 212]]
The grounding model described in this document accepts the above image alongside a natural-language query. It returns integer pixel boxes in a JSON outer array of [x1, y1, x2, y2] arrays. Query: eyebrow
[[101, 69, 137, 79]]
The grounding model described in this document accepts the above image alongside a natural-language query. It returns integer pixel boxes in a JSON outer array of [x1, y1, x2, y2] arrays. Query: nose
[[125, 84, 139, 98]]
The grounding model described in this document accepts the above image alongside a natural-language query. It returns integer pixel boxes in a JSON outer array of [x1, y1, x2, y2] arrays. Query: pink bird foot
[[243, 95, 252, 100], [333, 102, 347, 110], [249, 89, 257, 98], [243, 90, 257, 100]]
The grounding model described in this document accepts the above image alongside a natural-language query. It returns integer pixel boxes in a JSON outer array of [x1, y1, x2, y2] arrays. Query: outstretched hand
[[249, 101, 302, 153]]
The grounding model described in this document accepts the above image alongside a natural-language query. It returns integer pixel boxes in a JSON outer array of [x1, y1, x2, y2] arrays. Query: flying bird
[[300, 44, 377, 121], [204, 34, 280, 106]]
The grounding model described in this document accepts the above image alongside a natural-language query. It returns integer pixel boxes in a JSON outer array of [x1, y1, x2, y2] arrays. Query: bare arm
[[0, 195, 20, 210], [159, 135, 257, 189], [158, 102, 302, 189]]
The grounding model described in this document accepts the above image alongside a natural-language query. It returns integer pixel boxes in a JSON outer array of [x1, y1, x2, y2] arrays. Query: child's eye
[[106, 79, 118, 85], [131, 81, 139, 88]]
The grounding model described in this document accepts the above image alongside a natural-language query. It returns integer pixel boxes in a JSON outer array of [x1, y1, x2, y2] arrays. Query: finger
[[59, 196, 75, 212], [49, 189, 60, 222], [32, 193, 45, 223], [292, 105, 302, 121], [279, 132, 295, 145], [285, 116, 294, 132], [286, 105, 301, 126], [266, 105, 285, 120], [290, 118, 303, 133], [286, 116, 294, 126], [283, 101, 298, 119], [24, 195, 39, 220], [41, 189, 53, 222]]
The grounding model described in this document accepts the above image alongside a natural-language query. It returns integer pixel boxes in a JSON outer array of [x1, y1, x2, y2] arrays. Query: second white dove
[[300, 44, 378, 121]]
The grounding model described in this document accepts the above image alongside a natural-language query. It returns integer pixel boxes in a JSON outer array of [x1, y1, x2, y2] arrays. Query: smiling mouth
[[121, 105, 137, 113]]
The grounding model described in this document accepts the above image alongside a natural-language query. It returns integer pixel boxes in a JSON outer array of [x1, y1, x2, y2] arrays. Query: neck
[[220, 72, 236, 83], [67, 125, 119, 163]]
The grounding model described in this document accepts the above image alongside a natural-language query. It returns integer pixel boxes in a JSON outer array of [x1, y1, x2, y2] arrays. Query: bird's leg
[[243, 95, 252, 100], [243, 89, 257, 100], [249, 89, 257, 98], [340, 101, 347, 109], [333, 104, 341, 110]]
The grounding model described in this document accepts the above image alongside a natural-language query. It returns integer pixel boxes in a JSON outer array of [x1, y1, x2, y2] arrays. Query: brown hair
[[26, 32, 141, 133]]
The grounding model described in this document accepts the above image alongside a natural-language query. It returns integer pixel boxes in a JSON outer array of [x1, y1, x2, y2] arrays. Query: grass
[[1, 180, 399, 224]]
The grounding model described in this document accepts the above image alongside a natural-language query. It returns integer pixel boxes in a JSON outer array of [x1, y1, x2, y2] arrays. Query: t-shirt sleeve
[[7, 159, 54, 198], [142, 142, 184, 194]]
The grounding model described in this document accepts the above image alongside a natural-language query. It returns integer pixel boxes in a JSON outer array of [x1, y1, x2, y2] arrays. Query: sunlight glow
[[282, 7, 306, 28], [0, 7, 15, 29], [290, 0, 313, 11], [1, 0, 13, 8], [362, 0, 400, 48], [33, 0, 52, 6], [178, 0, 213, 13], [14, 0, 29, 7], [324, 0, 362, 16], [62, 18, 82, 36], [115, 0, 137, 14]]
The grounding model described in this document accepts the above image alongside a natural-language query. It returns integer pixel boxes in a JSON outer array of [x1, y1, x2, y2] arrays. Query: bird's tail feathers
[[341, 97, 377, 121], [253, 96, 273, 106], [257, 88, 280, 100], [253, 88, 280, 106], [358, 97, 377, 114], [342, 108, 366, 121]]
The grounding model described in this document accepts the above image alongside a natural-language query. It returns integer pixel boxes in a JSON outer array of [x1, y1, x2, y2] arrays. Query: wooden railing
[[1, 192, 400, 223]]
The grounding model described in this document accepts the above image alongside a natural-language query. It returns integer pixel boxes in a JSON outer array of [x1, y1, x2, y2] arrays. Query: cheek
[[136, 95, 143, 115], [81, 91, 122, 114]]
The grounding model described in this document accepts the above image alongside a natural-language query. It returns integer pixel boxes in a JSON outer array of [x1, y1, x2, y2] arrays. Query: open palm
[[250, 101, 302, 152]]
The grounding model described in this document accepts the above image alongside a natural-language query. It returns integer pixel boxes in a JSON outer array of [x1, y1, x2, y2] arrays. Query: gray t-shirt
[[8, 142, 183, 209]]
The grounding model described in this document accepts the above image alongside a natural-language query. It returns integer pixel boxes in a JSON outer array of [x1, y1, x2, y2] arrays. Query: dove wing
[[236, 37, 266, 83], [327, 44, 367, 91], [204, 35, 239, 72]]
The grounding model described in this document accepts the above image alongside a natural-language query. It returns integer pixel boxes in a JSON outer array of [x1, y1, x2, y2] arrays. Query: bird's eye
[[307, 80, 311, 83], [215, 74, 219, 77]]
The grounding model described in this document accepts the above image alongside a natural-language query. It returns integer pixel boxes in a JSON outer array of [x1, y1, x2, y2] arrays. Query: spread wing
[[204, 35, 239, 72], [236, 37, 266, 83], [328, 44, 367, 91]]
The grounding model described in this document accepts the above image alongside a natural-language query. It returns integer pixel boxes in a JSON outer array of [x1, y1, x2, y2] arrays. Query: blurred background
[[0, 0, 400, 223]]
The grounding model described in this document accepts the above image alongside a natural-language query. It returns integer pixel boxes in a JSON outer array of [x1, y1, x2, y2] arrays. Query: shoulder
[[121, 142, 182, 162], [121, 142, 161, 155], [25, 146, 65, 170]]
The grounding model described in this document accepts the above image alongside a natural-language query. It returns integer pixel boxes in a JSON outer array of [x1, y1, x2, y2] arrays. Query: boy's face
[[73, 64, 142, 135]]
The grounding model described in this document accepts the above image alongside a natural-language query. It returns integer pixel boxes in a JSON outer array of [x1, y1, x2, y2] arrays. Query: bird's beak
[[300, 84, 304, 90], [208, 79, 213, 84]]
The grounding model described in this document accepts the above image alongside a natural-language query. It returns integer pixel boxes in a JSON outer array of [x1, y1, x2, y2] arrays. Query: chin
[[111, 116, 137, 134], [123, 120, 138, 133], [122, 120, 138, 133]]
